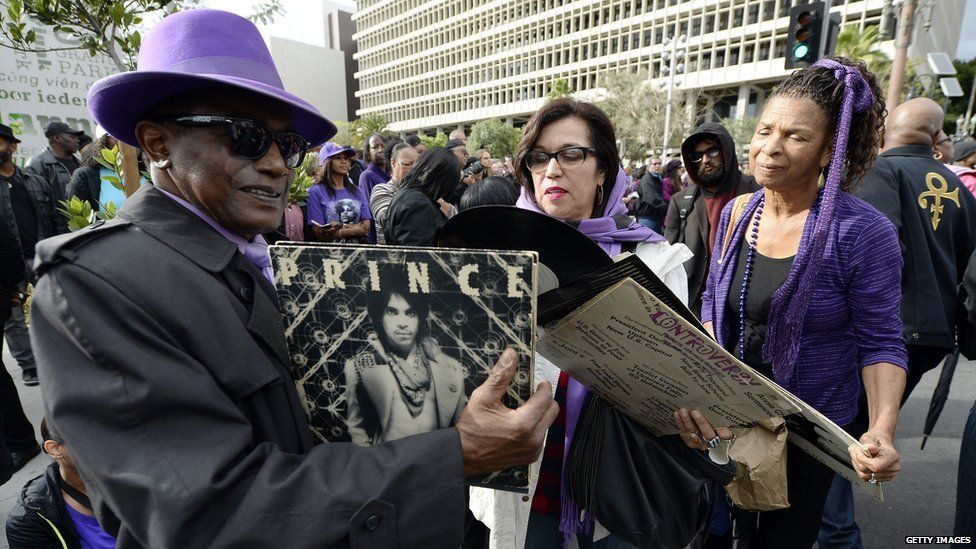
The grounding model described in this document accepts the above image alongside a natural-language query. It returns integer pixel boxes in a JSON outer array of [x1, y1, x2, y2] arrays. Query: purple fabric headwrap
[[761, 59, 876, 390], [517, 167, 663, 540]]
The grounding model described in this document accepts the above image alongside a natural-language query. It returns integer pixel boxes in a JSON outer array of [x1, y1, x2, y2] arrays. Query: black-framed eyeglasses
[[154, 114, 309, 169], [524, 146, 597, 173], [688, 146, 722, 163], [936, 136, 952, 146]]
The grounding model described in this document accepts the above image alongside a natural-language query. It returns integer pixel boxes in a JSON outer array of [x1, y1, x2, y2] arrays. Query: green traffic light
[[793, 42, 810, 60]]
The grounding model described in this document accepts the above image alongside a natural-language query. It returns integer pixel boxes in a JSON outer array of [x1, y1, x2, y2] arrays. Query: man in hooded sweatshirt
[[665, 122, 757, 315]]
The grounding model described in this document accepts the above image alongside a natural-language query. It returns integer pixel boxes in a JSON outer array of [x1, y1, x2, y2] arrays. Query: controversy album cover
[[271, 243, 538, 492]]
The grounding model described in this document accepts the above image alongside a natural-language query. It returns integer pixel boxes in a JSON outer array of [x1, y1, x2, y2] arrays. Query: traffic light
[[785, 2, 826, 69]]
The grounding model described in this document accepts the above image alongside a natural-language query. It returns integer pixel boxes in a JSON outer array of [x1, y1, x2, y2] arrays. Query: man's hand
[[455, 348, 559, 477], [849, 430, 901, 482]]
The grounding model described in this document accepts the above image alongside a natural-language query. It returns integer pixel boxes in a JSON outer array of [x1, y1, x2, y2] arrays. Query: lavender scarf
[[724, 59, 876, 391], [517, 168, 663, 539]]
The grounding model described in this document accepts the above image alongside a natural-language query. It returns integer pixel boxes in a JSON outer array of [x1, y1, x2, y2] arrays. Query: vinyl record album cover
[[272, 244, 538, 492]]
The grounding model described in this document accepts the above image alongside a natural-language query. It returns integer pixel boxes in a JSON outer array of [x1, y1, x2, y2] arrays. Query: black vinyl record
[[438, 206, 612, 287]]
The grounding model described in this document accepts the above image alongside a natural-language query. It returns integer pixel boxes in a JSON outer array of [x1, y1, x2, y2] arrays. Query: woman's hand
[[311, 222, 342, 241], [849, 430, 901, 483], [674, 408, 733, 451]]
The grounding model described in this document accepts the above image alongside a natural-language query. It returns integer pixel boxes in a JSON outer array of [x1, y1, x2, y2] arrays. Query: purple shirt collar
[[156, 187, 275, 285]]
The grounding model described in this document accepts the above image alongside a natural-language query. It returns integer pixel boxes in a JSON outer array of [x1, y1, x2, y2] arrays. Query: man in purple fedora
[[29, 9, 556, 548]]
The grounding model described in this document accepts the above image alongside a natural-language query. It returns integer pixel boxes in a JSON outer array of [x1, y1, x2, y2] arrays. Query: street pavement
[[1, 347, 973, 548]]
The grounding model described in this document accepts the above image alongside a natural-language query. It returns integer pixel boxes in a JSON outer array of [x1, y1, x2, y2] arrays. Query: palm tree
[[835, 24, 892, 84]]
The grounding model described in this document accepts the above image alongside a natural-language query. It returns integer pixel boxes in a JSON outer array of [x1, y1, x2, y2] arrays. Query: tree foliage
[[468, 119, 522, 158], [333, 113, 390, 149], [599, 70, 699, 161], [419, 132, 448, 149], [546, 78, 574, 102], [946, 57, 976, 136], [719, 116, 759, 156], [0, 0, 284, 71], [835, 25, 891, 86], [287, 152, 319, 206], [833, 23, 923, 107]]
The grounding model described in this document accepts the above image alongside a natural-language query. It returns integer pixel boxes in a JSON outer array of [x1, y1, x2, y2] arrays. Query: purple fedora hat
[[88, 9, 337, 148]]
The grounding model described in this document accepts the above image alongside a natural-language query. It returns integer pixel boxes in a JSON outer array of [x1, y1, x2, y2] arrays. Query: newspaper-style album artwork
[[272, 243, 538, 492]]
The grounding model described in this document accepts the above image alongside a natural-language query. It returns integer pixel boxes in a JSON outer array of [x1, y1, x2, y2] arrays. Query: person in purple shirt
[[359, 133, 390, 199], [677, 58, 908, 548], [6, 418, 117, 549], [307, 142, 372, 244]]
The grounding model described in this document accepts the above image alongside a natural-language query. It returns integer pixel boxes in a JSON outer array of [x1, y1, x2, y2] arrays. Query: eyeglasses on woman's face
[[154, 114, 308, 169], [524, 146, 597, 173], [687, 146, 722, 164]]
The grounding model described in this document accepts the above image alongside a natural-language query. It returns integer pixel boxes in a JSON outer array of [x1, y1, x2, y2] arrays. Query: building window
[[748, 4, 760, 24]]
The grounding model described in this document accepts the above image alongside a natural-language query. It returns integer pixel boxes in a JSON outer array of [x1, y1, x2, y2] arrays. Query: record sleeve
[[271, 243, 537, 492], [439, 206, 612, 288]]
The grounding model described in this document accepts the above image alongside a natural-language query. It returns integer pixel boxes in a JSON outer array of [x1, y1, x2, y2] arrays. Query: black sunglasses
[[155, 114, 308, 169], [688, 146, 722, 164]]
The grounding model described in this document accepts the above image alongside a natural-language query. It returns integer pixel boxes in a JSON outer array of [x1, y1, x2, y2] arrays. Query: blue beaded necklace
[[737, 194, 765, 361]]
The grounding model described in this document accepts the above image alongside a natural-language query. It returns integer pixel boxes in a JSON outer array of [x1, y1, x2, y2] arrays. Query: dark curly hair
[[515, 99, 619, 218], [771, 56, 885, 191]]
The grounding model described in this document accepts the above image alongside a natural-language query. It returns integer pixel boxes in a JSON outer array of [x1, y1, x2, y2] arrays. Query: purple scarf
[[517, 168, 662, 539], [516, 168, 664, 255], [725, 59, 876, 391]]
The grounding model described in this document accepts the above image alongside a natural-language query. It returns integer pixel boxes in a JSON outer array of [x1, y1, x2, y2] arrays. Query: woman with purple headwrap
[[469, 99, 693, 548], [684, 58, 907, 546]]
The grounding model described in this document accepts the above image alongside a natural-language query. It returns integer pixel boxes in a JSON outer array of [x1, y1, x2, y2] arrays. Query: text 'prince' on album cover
[[272, 243, 538, 492]]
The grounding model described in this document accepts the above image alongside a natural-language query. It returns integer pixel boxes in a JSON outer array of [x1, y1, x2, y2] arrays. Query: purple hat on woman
[[87, 9, 337, 148], [318, 142, 357, 164]]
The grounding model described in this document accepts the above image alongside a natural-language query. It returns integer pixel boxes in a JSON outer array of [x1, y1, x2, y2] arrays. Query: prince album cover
[[272, 243, 538, 492]]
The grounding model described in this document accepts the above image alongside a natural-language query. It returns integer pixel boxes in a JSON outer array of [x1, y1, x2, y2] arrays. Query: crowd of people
[[1, 7, 975, 549]]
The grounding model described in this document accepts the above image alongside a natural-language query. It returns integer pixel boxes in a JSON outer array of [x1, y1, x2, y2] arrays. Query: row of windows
[[354, 1, 877, 125], [355, 0, 793, 52], [357, 0, 792, 73], [355, 0, 801, 91], [358, 32, 797, 114]]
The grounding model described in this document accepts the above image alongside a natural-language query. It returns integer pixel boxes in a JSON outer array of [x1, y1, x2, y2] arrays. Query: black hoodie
[[680, 122, 745, 195], [665, 122, 757, 315]]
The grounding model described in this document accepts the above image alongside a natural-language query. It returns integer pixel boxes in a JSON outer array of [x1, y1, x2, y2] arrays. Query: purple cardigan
[[358, 163, 390, 200], [701, 190, 908, 425]]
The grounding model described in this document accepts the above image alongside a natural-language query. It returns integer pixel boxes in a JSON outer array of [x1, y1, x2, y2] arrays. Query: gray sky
[[957, 0, 976, 59], [204, 0, 356, 48]]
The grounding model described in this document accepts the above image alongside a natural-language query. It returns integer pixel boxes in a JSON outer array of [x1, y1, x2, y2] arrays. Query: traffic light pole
[[818, 0, 833, 60], [886, 0, 918, 111]]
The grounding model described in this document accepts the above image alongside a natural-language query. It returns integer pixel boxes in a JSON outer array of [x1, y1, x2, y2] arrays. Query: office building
[[352, 0, 966, 133]]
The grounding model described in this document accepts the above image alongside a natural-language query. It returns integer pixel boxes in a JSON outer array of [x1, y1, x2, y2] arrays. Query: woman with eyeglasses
[[469, 99, 694, 548], [383, 147, 461, 246], [307, 142, 373, 244], [690, 58, 907, 547], [370, 142, 418, 244]]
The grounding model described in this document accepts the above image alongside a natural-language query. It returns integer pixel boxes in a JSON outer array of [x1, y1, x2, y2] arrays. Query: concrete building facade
[[351, 0, 966, 134], [270, 0, 359, 124]]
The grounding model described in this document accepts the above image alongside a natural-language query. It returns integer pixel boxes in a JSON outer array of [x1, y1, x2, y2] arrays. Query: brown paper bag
[[724, 417, 790, 511]]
